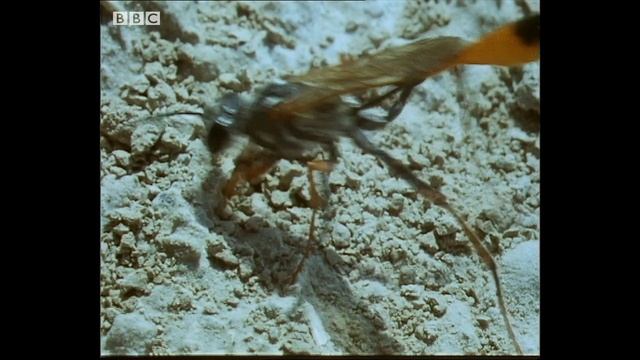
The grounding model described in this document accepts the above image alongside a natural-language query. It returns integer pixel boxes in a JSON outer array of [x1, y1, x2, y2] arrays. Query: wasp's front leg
[[222, 146, 280, 198]]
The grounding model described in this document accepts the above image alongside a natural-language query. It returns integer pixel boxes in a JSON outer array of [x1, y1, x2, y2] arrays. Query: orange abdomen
[[456, 14, 539, 66]]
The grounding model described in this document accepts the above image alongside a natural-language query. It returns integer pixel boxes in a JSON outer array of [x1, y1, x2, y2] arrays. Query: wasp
[[168, 14, 538, 354]]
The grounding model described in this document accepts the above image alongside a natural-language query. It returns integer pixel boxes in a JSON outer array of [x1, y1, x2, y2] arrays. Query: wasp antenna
[[456, 14, 539, 66]]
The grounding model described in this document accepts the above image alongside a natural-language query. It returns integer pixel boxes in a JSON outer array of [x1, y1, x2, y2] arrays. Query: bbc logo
[[113, 12, 160, 26]]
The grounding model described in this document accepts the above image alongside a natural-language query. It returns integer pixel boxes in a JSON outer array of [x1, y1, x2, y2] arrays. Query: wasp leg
[[349, 128, 522, 354], [358, 85, 403, 111], [349, 129, 447, 205], [288, 206, 318, 287], [306, 159, 334, 209], [287, 159, 334, 286], [356, 84, 418, 130], [223, 148, 279, 198], [386, 84, 417, 121]]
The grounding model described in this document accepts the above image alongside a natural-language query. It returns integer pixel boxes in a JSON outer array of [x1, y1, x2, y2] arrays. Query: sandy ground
[[100, 0, 539, 355]]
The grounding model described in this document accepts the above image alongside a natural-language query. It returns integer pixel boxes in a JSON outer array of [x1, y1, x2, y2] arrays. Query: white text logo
[[112, 12, 160, 26]]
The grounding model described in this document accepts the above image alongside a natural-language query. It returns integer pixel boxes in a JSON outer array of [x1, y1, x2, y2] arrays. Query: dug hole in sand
[[100, 0, 539, 355]]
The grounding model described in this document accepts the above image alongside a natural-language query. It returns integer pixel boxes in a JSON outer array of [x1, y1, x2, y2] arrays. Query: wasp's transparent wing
[[275, 36, 469, 116]]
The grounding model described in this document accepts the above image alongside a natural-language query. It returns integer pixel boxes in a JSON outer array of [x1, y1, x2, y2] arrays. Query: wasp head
[[206, 92, 252, 153]]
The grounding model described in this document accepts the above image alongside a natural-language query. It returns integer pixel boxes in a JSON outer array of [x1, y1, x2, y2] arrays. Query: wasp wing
[[274, 36, 469, 115]]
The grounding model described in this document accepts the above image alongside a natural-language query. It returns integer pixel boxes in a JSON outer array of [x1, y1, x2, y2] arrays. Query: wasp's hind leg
[[349, 128, 448, 205], [348, 128, 522, 354]]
